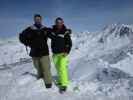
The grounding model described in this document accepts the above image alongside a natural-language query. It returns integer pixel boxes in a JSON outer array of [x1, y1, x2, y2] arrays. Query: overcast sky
[[0, 0, 133, 37]]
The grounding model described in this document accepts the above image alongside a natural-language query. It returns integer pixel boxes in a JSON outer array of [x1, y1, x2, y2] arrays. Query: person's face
[[34, 17, 42, 25], [56, 20, 64, 29]]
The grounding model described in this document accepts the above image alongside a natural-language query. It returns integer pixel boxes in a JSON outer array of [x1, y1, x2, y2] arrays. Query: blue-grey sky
[[0, 0, 133, 37]]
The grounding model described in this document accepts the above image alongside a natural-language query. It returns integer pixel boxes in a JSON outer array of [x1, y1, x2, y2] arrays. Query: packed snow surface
[[0, 24, 133, 100]]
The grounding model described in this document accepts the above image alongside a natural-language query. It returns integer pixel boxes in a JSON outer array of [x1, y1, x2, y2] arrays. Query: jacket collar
[[30, 24, 45, 30]]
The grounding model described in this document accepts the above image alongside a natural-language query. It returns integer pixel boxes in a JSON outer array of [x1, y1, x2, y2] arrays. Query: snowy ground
[[0, 24, 133, 100]]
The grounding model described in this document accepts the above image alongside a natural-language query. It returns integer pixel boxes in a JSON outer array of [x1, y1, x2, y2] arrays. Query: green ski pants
[[53, 53, 70, 87]]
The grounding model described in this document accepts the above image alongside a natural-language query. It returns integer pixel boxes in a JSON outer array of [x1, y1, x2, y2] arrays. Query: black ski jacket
[[19, 24, 50, 57], [50, 25, 72, 54]]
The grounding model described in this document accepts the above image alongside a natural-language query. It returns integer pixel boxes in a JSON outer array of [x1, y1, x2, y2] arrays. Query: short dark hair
[[34, 14, 42, 19], [55, 17, 63, 22]]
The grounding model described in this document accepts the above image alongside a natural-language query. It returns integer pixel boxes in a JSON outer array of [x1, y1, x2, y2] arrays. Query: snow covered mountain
[[0, 24, 133, 100], [0, 37, 30, 65]]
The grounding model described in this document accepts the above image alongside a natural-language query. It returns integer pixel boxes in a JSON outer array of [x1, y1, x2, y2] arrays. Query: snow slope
[[0, 37, 30, 65], [0, 24, 133, 100]]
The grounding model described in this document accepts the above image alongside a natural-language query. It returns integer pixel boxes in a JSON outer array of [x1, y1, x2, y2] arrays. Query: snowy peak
[[99, 24, 133, 43], [102, 24, 133, 34]]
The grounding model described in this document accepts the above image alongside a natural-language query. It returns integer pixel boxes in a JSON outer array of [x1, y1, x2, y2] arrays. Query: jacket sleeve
[[19, 27, 32, 46], [64, 29, 72, 54], [46, 28, 57, 40]]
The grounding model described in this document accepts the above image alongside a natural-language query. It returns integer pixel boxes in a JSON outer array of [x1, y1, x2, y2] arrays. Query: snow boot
[[59, 86, 67, 94], [45, 84, 52, 89]]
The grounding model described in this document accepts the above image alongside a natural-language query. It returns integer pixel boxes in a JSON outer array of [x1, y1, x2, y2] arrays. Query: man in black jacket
[[51, 17, 72, 93], [19, 14, 52, 88]]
